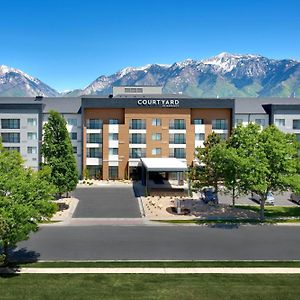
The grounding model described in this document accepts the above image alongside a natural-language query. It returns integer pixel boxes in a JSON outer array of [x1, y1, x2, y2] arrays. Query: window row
[[0, 118, 38, 129], [86, 119, 120, 129], [86, 118, 229, 130], [0, 132, 37, 143], [86, 147, 119, 157], [128, 148, 186, 159]]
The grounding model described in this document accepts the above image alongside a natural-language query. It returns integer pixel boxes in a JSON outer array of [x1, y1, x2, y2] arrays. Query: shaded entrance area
[[73, 186, 141, 218], [140, 158, 189, 196]]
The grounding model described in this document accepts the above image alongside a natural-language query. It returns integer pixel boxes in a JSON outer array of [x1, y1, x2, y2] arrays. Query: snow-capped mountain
[[0, 65, 59, 97], [65, 52, 300, 98], [1, 53, 300, 98]]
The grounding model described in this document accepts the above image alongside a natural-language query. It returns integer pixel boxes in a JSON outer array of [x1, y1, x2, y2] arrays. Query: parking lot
[[73, 186, 141, 218], [218, 191, 297, 206]]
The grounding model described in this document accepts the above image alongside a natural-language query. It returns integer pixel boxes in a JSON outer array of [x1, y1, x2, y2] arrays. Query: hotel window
[[169, 133, 186, 144], [1, 133, 20, 143], [27, 118, 37, 126], [152, 118, 161, 126], [169, 119, 186, 129], [130, 133, 146, 144], [87, 133, 101, 143], [130, 119, 146, 129], [87, 119, 102, 129], [67, 118, 77, 126], [28, 132, 37, 140], [70, 132, 77, 140], [130, 148, 146, 158], [275, 119, 285, 127], [27, 146, 37, 154], [152, 133, 161, 141], [109, 133, 118, 141], [255, 119, 265, 127], [87, 166, 102, 179], [193, 119, 204, 125], [1, 119, 20, 129], [73, 147, 77, 154], [152, 148, 161, 156], [109, 119, 119, 124], [87, 148, 102, 158], [195, 133, 205, 141], [169, 148, 186, 159], [109, 166, 118, 180], [293, 120, 300, 130], [4, 147, 20, 152], [216, 133, 227, 140], [109, 148, 118, 155], [235, 119, 243, 125], [212, 119, 228, 130]]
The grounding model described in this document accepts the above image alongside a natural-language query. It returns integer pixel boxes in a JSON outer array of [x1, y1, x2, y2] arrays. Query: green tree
[[220, 147, 247, 207], [42, 111, 78, 196], [191, 132, 224, 198], [229, 124, 299, 220], [0, 145, 57, 265]]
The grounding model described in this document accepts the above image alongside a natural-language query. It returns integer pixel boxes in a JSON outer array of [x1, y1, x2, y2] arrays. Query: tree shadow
[[0, 247, 40, 277]]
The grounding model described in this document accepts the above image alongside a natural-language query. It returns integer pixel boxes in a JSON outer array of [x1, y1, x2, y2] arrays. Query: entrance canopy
[[140, 158, 188, 172]]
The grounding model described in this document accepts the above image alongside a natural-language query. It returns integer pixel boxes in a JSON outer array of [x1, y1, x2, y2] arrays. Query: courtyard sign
[[137, 99, 180, 107]]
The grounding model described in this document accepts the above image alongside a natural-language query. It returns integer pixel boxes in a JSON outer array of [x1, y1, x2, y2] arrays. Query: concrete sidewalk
[[2, 267, 300, 274]]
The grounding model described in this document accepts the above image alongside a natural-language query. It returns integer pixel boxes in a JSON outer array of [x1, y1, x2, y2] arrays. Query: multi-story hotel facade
[[0, 86, 299, 179], [82, 93, 234, 180]]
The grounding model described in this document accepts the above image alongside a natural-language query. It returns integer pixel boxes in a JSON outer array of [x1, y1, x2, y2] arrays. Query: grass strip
[[1, 274, 300, 300]]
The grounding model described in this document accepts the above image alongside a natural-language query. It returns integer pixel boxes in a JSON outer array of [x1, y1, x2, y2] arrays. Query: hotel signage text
[[137, 99, 180, 107]]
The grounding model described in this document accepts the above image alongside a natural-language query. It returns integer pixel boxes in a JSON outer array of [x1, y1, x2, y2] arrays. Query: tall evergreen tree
[[42, 110, 78, 196]]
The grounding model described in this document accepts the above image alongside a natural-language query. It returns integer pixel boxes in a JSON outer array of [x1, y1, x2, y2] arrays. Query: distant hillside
[[0, 65, 59, 97], [1, 52, 300, 98]]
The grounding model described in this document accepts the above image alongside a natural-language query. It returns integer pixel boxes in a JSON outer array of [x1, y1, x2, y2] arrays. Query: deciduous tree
[[0, 145, 57, 265]]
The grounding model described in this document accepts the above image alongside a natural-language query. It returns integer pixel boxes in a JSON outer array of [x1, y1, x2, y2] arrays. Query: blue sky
[[1, 0, 299, 91]]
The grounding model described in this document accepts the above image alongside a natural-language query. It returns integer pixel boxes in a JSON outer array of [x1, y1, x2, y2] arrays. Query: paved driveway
[[73, 186, 141, 218]]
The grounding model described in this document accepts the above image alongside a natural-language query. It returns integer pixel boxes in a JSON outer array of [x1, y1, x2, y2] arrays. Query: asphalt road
[[73, 186, 141, 218], [13, 225, 300, 261]]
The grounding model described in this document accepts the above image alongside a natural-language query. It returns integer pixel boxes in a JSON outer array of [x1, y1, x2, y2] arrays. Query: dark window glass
[[1, 119, 20, 129], [87, 119, 102, 129], [109, 166, 118, 179], [130, 119, 146, 129], [169, 119, 186, 129], [1, 133, 20, 143], [87, 133, 102, 143]]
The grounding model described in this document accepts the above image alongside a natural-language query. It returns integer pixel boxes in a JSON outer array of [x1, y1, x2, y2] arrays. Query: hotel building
[[0, 86, 299, 180]]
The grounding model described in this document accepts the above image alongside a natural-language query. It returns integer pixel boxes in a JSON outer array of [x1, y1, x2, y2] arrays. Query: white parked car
[[251, 192, 275, 205]]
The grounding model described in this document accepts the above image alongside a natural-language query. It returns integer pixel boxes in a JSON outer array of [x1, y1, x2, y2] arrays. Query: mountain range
[[1, 52, 300, 98]]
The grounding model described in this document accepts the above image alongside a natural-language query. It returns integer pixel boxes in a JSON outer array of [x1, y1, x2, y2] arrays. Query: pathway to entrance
[[73, 186, 141, 218]]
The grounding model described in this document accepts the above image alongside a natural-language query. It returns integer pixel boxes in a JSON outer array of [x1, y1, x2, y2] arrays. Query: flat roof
[[235, 98, 300, 114], [140, 158, 188, 172]]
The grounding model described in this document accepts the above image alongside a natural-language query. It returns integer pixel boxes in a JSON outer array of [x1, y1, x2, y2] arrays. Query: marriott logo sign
[[137, 99, 180, 107]]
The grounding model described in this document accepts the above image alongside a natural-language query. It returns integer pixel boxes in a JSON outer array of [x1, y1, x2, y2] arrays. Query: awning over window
[[140, 158, 188, 172]]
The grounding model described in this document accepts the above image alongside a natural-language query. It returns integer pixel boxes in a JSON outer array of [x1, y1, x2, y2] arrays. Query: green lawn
[[236, 205, 300, 218], [0, 274, 300, 300]]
